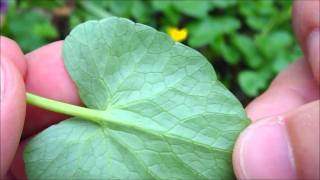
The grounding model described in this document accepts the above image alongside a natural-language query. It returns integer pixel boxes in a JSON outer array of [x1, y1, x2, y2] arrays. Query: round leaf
[[24, 17, 249, 180]]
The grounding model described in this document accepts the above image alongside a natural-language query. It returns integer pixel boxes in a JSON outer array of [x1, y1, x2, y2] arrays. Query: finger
[[292, 0, 320, 83], [0, 57, 26, 178], [246, 58, 319, 121], [286, 100, 319, 179], [292, 0, 320, 53], [10, 139, 29, 180], [0, 36, 27, 78], [23, 41, 82, 138], [233, 100, 319, 179], [307, 30, 320, 83], [4, 173, 16, 180]]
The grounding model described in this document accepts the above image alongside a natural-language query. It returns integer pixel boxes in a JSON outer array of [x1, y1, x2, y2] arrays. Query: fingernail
[[237, 116, 296, 179], [307, 29, 320, 81], [0, 57, 13, 102]]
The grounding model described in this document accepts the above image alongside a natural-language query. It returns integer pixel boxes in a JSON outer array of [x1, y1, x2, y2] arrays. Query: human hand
[[1, 0, 319, 179], [0, 37, 82, 179], [233, 0, 319, 179]]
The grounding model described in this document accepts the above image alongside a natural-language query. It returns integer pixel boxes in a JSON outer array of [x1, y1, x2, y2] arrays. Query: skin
[[0, 0, 319, 179], [233, 0, 320, 179], [0, 47, 25, 179], [22, 41, 82, 138]]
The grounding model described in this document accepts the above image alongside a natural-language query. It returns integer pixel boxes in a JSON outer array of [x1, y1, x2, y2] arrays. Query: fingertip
[[23, 41, 82, 137], [0, 36, 27, 77], [236, 101, 320, 179], [0, 56, 26, 178], [233, 117, 296, 179], [10, 139, 29, 180], [25, 40, 75, 102], [285, 100, 320, 179]]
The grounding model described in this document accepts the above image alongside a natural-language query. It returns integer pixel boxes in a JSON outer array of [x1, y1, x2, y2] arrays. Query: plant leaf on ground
[[188, 17, 240, 47], [238, 70, 268, 97]]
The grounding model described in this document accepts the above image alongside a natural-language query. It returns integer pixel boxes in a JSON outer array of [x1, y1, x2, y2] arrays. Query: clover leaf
[[24, 17, 250, 180]]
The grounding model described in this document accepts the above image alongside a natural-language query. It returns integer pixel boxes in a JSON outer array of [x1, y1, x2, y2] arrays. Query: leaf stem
[[26, 93, 104, 124]]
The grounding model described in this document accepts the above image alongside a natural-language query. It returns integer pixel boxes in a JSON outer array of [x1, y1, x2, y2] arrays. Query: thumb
[[233, 100, 319, 179], [0, 56, 26, 178]]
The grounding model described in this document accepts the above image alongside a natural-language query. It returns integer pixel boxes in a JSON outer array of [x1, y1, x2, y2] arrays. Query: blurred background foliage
[[0, 0, 302, 105]]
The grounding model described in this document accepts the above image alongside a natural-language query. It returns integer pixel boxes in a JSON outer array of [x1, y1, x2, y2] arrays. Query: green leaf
[[231, 34, 263, 68], [131, 0, 152, 23], [239, 1, 276, 31], [19, 0, 63, 9], [151, 1, 172, 11], [209, 36, 240, 65], [220, 43, 240, 65], [163, 8, 181, 26], [272, 46, 301, 73], [7, 10, 57, 52], [24, 17, 249, 179], [188, 19, 217, 47], [238, 70, 268, 97], [79, 1, 112, 19], [108, 1, 133, 17], [246, 16, 270, 31], [239, 1, 275, 17], [272, 53, 290, 73], [172, 1, 212, 18], [188, 17, 240, 47], [256, 31, 293, 59], [211, 0, 237, 9]]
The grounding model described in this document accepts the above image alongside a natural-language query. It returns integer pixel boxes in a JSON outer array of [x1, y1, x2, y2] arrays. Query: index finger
[[23, 41, 82, 138]]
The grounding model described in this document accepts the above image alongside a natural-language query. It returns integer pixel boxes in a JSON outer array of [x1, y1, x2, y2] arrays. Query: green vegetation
[[0, 0, 302, 103]]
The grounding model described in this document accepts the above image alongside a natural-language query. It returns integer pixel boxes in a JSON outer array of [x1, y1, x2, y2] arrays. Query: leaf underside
[[24, 17, 249, 180]]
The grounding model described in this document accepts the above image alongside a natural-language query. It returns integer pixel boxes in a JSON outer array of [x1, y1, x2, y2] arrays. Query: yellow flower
[[167, 27, 188, 42]]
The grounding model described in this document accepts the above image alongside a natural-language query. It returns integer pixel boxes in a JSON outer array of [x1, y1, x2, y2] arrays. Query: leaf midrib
[[98, 109, 231, 155], [25, 93, 232, 155]]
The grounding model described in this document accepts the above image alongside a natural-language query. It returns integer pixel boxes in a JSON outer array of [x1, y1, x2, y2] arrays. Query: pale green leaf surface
[[24, 17, 249, 180]]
